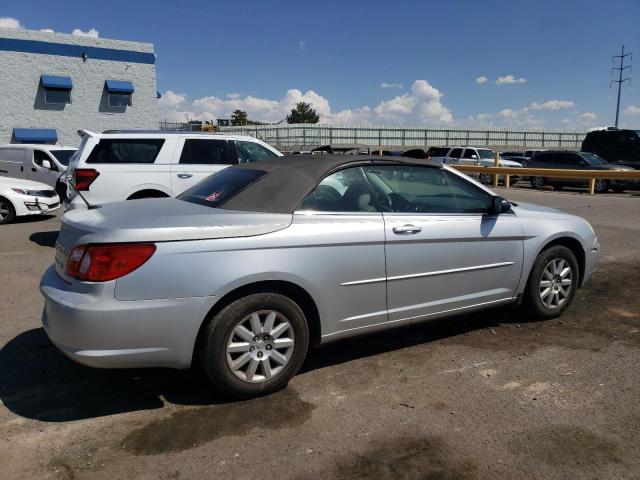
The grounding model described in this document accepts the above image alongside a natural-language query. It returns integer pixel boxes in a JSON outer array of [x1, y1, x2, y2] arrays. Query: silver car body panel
[[41, 166, 600, 369]]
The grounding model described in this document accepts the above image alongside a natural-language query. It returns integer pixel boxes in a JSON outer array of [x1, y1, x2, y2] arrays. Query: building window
[[105, 80, 134, 107], [41, 75, 72, 104]]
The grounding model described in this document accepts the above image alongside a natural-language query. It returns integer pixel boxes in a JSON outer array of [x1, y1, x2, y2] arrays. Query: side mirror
[[41, 159, 52, 169], [492, 196, 511, 215]]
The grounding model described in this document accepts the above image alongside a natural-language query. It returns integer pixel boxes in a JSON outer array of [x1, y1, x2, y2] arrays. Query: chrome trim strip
[[386, 261, 515, 282], [340, 261, 514, 286]]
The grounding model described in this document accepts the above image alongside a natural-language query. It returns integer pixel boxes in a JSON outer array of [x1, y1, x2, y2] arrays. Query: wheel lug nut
[[257, 351, 263, 358], [263, 334, 270, 340], [253, 336, 259, 342], [266, 344, 272, 351], [249, 346, 255, 352]]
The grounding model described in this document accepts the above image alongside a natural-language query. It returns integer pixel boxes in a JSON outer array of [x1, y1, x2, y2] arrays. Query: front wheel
[[520, 245, 579, 320], [593, 179, 609, 194], [0, 197, 16, 224], [199, 292, 309, 398], [479, 173, 494, 185]]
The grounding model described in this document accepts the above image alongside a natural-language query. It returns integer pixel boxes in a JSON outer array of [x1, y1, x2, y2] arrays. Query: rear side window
[[177, 167, 266, 208], [86, 139, 164, 164], [234, 141, 278, 163], [428, 147, 451, 157], [0, 148, 26, 164], [449, 148, 463, 158], [179, 139, 231, 165]]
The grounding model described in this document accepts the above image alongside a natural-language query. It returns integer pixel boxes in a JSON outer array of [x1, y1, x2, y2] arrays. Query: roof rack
[[101, 129, 231, 135]]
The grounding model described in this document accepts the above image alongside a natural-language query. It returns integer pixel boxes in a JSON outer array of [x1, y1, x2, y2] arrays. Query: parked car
[[0, 144, 77, 199], [427, 146, 522, 184], [66, 130, 282, 209], [0, 176, 60, 224], [41, 155, 599, 398], [581, 127, 640, 169], [527, 150, 635, 193], [501, 151, 524, 158], [523, 149, 545, 159]]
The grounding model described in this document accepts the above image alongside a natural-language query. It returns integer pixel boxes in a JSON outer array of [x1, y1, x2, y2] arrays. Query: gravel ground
[[0, 187, 639, 480]]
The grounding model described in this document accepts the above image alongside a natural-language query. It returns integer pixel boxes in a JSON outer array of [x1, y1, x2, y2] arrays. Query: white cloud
[[159, 79, 454, 125], [0, 17, 23, 28], [529, 99, 575, 110], [624, 105, 640, 116], [226, 93, 241, 99], [495, 75, 527, 85], [298, 41, 306, 50], [40, 28, 55, 33], [72, 28, 99, 38], [475, 76, 488, 85], [381, 82, 403, 89], [579, 112, 597, 121]]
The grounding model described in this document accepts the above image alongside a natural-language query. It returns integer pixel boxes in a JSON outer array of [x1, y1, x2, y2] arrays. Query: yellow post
[[588, 178, 596, 195], [505, 174, 511, 188], [493, 152, 500, 187]]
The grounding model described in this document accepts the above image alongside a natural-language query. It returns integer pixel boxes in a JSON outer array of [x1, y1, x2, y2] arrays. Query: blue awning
[[105, 80, 134, 93], [13, 128, 58, 143], [41, 75, 73, 90]]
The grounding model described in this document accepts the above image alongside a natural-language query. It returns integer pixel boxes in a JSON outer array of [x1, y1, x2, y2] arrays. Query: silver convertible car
[[41, 155, 599, 397]]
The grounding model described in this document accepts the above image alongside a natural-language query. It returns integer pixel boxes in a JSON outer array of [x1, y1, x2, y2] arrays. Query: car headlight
[[11, 188, 41, 196]]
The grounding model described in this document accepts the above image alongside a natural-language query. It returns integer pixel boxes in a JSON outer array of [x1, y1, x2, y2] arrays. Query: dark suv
[[527, 150, 635, 193], [581, 128, 640, 169]]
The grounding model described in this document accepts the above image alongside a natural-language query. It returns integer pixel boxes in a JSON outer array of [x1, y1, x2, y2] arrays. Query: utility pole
[[611, 45, 632, 128]]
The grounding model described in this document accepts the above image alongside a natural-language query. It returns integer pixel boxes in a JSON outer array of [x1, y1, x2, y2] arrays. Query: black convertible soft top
[[221, 154, 442, 214]]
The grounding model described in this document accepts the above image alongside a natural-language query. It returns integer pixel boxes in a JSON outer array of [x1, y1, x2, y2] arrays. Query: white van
[[0, 144, 77, 197], [66, 130, 282, 209]]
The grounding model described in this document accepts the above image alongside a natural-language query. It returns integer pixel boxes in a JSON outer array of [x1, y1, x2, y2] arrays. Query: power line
[[611, 45, 632, 128]]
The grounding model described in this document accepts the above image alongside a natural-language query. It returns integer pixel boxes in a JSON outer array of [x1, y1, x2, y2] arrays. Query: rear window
[[427, 147, 450, 157], [177, 167, 266, 208], [50, 149, 76, 166], [86, 139, 165, 164]]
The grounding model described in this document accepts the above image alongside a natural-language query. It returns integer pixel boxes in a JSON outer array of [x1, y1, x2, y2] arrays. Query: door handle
[[392, 224, 422, 235], [177, 173, 193, 179]]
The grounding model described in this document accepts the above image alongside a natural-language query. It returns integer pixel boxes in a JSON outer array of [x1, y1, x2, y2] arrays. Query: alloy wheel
[[594, 179, 608, 193], [539, 258, 573, 309], [226, 310, 295, 383], [532, 177, 545, 189], [0, 200, 10, 222]]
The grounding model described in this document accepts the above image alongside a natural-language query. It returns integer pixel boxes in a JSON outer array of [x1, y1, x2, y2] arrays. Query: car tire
[[480, 173, 494, 185], [594, 179, 609, 194], [531, 176, 546, 189], [520, 245, 579, 320], [0, 197, 16, 225], [199, 292, 309, 398]]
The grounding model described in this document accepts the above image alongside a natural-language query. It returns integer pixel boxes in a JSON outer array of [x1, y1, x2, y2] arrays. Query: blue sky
[[1, 0, 639, 129]]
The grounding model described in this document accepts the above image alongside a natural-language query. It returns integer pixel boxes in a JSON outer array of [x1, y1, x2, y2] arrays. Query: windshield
[[580, 152, 608, 165], [50, 149, 77, 166], [478, 149, 496, 159], [177, 167, 266, 209]]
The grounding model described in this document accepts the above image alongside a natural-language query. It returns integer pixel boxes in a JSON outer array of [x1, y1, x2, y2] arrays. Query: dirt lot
[[1, 187, 639, 480]]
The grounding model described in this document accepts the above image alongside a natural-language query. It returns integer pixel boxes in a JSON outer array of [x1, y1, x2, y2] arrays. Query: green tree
[[286, 102, 320, 124], [230, 109, 248, 126]]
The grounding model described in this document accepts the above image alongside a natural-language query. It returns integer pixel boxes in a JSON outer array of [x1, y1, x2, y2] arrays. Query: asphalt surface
[[1, 186, 639, 480]]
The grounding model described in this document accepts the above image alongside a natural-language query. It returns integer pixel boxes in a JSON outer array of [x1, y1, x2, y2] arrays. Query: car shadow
[[13, 214, 57, 224], [29, 231, 59, 248], [0, 309, 515, 423]]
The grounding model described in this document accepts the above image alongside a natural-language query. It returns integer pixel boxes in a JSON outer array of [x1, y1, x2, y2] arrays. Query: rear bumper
[[39, 265, 216, 369]]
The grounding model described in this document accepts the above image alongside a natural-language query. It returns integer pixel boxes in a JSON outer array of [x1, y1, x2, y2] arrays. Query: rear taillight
[[74, 168, 99, 191], [66, 244, 156, 282]]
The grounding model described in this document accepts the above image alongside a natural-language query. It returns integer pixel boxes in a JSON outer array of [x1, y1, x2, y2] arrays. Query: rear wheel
[[479, 173, 494, 185], [520, 245, 578, 320], [531, 176, 546, 190], [0, 197, 16, 224], [199, 292, 309, 398]]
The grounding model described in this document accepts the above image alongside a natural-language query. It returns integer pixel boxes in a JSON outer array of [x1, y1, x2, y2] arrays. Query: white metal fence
[[214, 123, 586, 150]]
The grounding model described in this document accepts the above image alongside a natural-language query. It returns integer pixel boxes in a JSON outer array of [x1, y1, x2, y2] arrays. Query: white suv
[[66, 130, 282, 209]]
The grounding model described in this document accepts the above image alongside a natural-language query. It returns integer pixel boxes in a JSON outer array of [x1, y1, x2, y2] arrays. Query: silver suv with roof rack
[[66, 130, 281, 209]]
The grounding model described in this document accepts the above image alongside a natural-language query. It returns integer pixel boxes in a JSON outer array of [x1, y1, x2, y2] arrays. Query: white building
[[0, 28, 159, 146]]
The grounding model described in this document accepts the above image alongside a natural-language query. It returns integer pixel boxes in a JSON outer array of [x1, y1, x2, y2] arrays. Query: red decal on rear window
[[206, 191, 221, 202]]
